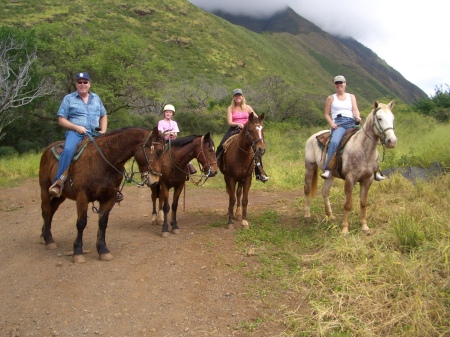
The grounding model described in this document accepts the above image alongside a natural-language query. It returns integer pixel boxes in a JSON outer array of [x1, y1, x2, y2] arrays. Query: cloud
[[189, 0, 450, 96]]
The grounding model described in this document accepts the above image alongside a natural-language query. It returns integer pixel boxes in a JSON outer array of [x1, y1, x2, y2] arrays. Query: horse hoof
[[99, 253, 113, 261], [46, 242, 57, 250], [362, 229, 371, 236], [241, 220, 249, 230], [73, 254, 86, 263], [161, 231, 169, 238], [172, 229, 180, 235], [227, 224, 234, 230]]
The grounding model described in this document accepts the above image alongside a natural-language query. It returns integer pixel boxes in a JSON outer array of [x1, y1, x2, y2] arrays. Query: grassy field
[[1, 108, 449, 336]]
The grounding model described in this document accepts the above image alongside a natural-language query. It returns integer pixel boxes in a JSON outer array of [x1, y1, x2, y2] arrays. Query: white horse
[[304, 100, 397, 234]]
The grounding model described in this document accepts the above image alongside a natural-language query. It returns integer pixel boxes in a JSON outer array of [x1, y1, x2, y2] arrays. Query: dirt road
[[0, 178, 299, 337]]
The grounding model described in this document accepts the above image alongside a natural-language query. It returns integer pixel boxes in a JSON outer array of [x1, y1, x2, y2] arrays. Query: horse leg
[[160, 187, 171, 238], [40, 195, 66, 249], [150, 186, 158, 225], [341, 179, 355, 235], [359, 179, 373, 234], [96, 199, 115, 261], [322, 178, 335, 220], [240, 178, 252, 230], [304, 162, 318, 222], [170, 184, 184, 234], [226, 178, 237, 229], [235, 182, 243, 221], [73, 203, 89, 263]]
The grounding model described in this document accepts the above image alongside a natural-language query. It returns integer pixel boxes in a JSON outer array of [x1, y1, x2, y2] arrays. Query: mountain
[[0, 0, 426, 140], [213, 7, 426, 103]]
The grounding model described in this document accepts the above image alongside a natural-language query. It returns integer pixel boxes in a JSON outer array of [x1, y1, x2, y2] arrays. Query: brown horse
[[137, 133, 218, 238], [39, 127, 165, 262], [304, 100, 397, 234], [219, 112, 266, 229]]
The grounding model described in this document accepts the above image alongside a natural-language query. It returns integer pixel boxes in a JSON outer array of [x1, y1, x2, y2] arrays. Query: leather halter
[[372, 107, 395, 145]]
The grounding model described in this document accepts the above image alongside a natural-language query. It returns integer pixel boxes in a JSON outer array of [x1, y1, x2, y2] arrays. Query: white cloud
[[189, 0, 450, 96]]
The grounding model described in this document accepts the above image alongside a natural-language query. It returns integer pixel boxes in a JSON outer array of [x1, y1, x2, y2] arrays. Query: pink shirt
[[232, 110, 250, 125], [158, 119, 179, 140]]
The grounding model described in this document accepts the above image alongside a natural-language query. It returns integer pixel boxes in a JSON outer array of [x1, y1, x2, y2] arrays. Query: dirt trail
[[0, 178, 299, 337]]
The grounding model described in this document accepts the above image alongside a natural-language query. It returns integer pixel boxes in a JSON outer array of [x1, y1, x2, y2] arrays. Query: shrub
[[0, 146, 18, 157]]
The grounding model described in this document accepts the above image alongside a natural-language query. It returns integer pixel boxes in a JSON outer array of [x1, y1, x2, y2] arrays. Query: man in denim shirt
[[49, 72, 108, 197]]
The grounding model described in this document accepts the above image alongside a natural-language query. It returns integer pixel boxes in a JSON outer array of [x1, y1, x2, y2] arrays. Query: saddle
[[51, 136, 91, 162], [316, 127, 360, 174], [220, 133, 240, 172]]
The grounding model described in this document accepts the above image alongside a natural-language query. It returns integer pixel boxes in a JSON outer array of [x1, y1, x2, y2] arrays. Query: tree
[[0, 28, 57, 141]]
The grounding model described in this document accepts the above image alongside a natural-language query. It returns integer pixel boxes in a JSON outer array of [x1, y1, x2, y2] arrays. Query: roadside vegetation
[[1, 100, 449, 336]]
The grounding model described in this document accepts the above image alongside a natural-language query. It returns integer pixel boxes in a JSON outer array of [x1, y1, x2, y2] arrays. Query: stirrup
[[374, 172, 386, 181], [116, 192, 124, 203], [49, 176, 65, 198], [256, 174, 269, 183], [321, 170, 331, 179]]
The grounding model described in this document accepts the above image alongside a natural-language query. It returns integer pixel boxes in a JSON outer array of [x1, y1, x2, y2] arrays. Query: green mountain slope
[[214, 7, 426, 104], [1, 0, 425, 135]]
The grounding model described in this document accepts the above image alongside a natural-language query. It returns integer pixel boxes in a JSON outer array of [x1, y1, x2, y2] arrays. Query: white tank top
[[331, 93, 353, 120]]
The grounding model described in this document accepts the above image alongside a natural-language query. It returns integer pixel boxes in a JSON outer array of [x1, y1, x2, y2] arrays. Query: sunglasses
[[334, 81, 344, 85], [77, 81, 89, 84]]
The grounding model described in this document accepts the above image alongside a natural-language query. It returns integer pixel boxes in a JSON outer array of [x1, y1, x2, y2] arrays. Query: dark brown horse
[[219, 112, 266, 229], [137, 133, 218, 238], [39, 127, 165, 263]]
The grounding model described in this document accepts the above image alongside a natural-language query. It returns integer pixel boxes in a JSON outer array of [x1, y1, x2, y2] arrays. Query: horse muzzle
[[141, 171, 161, 187], [385, 134, 398, 149]]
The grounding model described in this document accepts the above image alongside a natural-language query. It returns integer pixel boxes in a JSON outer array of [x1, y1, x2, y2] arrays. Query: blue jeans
[[323, 117, 356, 170], [53, 130, 86, 182]]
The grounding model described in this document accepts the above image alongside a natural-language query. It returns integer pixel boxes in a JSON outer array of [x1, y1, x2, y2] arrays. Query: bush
[[0, 146, 18, 157]]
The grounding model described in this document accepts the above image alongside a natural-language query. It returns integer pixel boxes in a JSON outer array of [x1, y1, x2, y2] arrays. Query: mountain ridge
[[212, 6, 426, 103]]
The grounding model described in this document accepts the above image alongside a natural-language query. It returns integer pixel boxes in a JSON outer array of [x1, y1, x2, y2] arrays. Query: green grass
[[1, 112, 449, 336]]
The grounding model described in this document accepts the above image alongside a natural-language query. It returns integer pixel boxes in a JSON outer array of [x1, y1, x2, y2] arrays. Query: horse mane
[[170, 135, 201, 147], [103, 126, 149, 137]]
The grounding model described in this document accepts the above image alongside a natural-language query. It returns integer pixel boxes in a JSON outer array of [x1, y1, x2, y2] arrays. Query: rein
[[87, 131, 160, 187], [360, 107, 394, 162], [167, 136, 215, 186], [235, 123, 264, 179]]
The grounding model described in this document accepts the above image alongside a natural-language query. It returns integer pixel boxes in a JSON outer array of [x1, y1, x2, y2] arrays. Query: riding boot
[[187, 162, 197, 174], [49, 174, 67, 198], [255, 161, 269, 182]]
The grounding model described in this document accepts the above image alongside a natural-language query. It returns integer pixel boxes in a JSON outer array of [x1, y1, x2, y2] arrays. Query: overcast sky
[[189, 0, 449, 97]]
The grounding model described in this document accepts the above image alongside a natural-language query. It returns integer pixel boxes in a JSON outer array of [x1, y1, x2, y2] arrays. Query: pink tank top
[[232, 110, 250, 124]]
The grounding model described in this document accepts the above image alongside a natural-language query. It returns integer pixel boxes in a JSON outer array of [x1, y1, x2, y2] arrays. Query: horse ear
[[388, 99, 395, 111], [259, 112, 265, 121], [373, 100, 379, 109], [152, 126, 161, 138], [204, 132, 210, 139]]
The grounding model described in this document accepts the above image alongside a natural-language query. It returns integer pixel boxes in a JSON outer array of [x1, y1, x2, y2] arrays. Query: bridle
[[236, 120, 265, 154], [361, 106, 395, 162], [372, 107, 395, 145], [137, 132, 163, 186], [167, 135, 217, 185], [235, 120, 266, 179], [193, 135, 217, 179]]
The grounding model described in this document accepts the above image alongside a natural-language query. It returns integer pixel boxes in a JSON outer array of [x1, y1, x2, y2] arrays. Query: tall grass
[[1, 109, 449, 336]]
